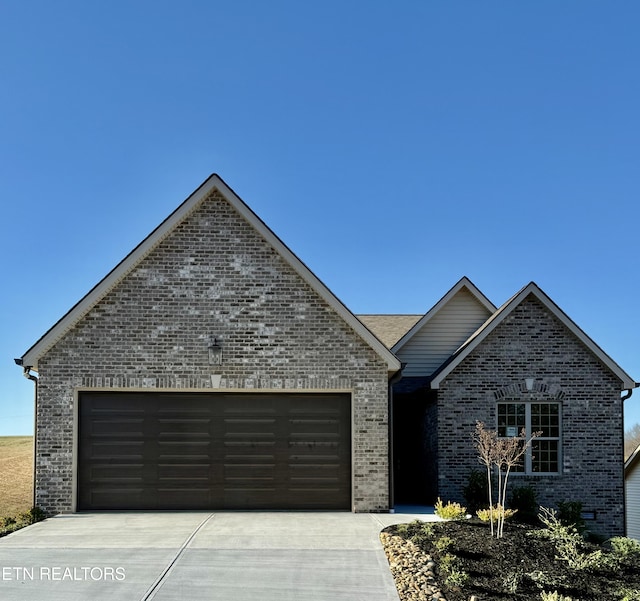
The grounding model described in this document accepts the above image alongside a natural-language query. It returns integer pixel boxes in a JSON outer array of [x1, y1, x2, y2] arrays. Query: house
[[16, 174, 637, 537], [626, 446, 640, 540], [362, 280, 637, 537]]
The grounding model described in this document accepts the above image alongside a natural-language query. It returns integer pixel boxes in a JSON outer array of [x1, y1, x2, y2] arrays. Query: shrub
[[439, 553, 469, 588], [394, 520, 432, 540], [535, 506, 609, 572], [609, 537, 640, 562], [527, 570, 567, 590], [463, 469, 489, 513], [557, 501, 586, 534], [19, 507, 45, 525], [434, 498, 467, 521], [409, 525, 434, 547], [533, 507, 577, 543], [0, 507, 46, 539], [618, 588, 640, 601], [510, 485, 539, 524], [434, 535, 454, 553], [477, 504, 518, 524], [540, 592, 574, 601], [555, 538, 605, 571], [1, 517, 16, 528], [393, 520, 434, 547], [502, 569, 523, 594]]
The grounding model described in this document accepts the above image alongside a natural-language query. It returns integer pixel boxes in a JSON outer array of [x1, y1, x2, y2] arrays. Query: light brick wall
[[35, 191, 390, 514], [437, 295, 625, 537]]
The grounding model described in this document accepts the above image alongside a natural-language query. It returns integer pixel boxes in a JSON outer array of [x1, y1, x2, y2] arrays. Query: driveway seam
[[140, 512, 216, 601], [368, 514, 387, 530]]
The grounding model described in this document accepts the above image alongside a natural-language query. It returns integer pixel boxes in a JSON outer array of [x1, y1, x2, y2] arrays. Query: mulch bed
[[381, 519, 640, 601]]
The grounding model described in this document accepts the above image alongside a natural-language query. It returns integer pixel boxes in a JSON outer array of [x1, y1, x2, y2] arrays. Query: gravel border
[[380, 531, 447, 601]]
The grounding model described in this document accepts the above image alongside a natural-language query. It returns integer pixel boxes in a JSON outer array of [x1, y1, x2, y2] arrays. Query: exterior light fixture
[[525, 378, 535, 391], [208, 337, 223, 365]]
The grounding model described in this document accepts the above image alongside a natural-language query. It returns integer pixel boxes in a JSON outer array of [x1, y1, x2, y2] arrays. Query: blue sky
[[1, 1, 638, 435]]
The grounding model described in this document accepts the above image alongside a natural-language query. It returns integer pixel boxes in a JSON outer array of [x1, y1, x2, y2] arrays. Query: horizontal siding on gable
[[397, 288, 492, 377]]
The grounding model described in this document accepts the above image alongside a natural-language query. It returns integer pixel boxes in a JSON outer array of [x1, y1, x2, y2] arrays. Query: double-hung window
[[497, 402, 561, 474]]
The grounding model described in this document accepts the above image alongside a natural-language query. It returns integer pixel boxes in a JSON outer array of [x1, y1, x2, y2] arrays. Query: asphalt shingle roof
[[356, 314, 422, 349]]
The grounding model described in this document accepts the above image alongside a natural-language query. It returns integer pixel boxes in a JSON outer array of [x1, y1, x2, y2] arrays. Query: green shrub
[[533, 507, 578, 543], [555, 538, 605, 571], [540, 591, 575, 601], [434, 498, 467, 521], [409, 525, 434, 547], [535, 506, 610, 572], [394, 520, 434, 547], [463, 469, 489, 513], [439, 553, 469, 588], [510, 485, 539, 523], [19, 507, 46, 525], [527, 570, 567, 590], [618, 588, 640, 601], [557, 501, 586, 534], [502, 569, 523, 594], [0, 507, 46, 539], [434, 535, 454, 553], [477, 504, 518, 524], [609, 537, 640, 562]]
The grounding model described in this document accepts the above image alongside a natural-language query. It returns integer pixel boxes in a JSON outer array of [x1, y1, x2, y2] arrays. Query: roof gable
[[392, 277, 496, 354], [626, 444, 640, 476], [430, 282, 637, 390], [21, 174, 400, 373]]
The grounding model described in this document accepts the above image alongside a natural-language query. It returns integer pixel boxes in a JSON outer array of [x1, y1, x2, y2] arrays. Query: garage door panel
[[157, 464, 211, 480], [158, 443, 211, 458], [87, 441, 144, 459], [79, 392, 351, 510], [90, 488, 146, 508], [89, 463, 145, 479], [89, 420, 145, 437], [156, 488, 213, 509]]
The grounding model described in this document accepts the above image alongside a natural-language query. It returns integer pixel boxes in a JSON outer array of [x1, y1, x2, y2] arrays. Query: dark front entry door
[[78, 392, 351, 510], [393, 394, 436, 505]]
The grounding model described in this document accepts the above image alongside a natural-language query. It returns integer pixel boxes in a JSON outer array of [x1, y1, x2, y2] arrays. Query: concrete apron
[[0, 511, 439, 601]]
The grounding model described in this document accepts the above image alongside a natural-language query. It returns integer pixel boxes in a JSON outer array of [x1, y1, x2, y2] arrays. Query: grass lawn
[[0, 436, 33, 517]]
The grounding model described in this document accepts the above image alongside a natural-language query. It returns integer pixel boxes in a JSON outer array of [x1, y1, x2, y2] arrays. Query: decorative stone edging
[[380, 531, 447, 601]]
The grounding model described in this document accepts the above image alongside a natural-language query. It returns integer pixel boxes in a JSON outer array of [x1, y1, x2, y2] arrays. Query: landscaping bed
[[381, 518, 640, 601]]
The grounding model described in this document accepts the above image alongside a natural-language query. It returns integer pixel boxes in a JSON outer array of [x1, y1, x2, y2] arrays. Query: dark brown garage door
[[78, 392, 351, 510]]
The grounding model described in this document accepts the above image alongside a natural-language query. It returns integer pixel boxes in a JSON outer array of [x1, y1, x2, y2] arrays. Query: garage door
[[78, 392, 351, 510]]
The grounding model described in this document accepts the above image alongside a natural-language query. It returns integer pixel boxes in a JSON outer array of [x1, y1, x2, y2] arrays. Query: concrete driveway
[[0, 510, 437, 600]]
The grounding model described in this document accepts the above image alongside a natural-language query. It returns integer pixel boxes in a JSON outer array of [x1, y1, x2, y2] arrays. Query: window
[[497, 402, 561, 474]]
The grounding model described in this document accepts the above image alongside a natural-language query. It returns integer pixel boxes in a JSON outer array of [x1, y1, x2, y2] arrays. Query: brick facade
[[437, 294, 624, 537], [34, 190, 390, 514]]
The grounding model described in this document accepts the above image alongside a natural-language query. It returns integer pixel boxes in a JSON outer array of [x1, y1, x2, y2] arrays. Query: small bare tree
[[473, 422, 497, 535], [625, 423, 640, 460], [473, 421, 540, 538]]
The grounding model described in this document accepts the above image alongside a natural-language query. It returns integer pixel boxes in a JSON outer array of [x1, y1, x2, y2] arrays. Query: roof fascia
[[626, 444, 640, 474], [392, 276, 496, 353], [624, 445, 640, 476], [22, 174, 400, 374], [431, 282, 637, 390], [21, 174, 219, 369]]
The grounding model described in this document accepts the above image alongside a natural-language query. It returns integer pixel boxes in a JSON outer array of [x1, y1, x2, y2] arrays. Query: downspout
[[622, 386, 636, 537], [14, 359, 38, 508], [388, 363, 407, 513]]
